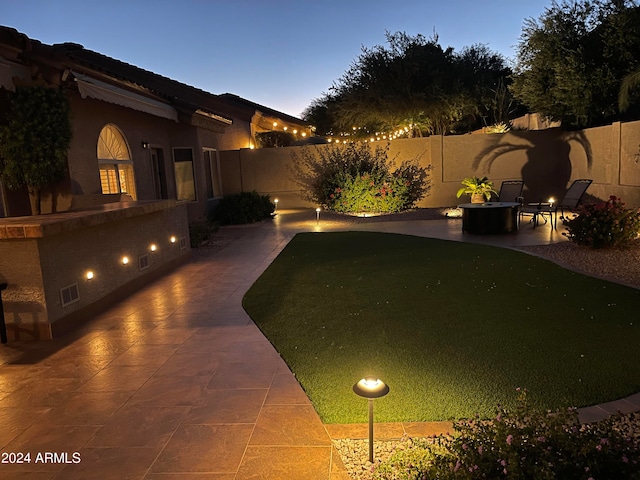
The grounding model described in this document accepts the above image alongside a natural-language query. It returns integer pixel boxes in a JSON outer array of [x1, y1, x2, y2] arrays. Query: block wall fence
[[219, 120, 640, 209]]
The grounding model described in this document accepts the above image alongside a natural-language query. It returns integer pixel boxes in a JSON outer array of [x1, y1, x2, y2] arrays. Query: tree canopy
[[0, 84, 72, 214], [303, 32, 519, 138], [511, 0, 640, 128]]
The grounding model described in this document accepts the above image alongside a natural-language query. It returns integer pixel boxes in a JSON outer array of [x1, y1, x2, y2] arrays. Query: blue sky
[[1, 0, 547, 118]]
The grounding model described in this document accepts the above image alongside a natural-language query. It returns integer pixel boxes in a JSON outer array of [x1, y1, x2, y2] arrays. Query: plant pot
[[471, 193, 486, 204]]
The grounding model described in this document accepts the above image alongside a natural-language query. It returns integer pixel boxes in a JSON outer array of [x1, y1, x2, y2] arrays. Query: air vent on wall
[[139, 254, 149, 271], [60, 283, 80, 307], [180, 236, 187, 250]]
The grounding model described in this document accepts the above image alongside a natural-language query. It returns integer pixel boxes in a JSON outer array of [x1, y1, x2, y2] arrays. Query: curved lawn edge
[[243, 231, 640, 423]]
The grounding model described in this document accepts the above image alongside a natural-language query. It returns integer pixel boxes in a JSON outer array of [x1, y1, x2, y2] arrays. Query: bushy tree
[[511, 0, 640, 128], [304, 32, 517, 138], [0, 84, 72, 214]]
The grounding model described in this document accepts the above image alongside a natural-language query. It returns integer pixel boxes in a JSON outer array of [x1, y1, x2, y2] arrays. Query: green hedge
[[210, 191, 274, 225]]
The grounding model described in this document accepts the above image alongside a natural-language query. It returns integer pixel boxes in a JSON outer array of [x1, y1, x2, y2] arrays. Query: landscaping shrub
[[210, 190, 274, 225], [290, 143, 431, 214], [563, 196, 640, 249], [188, 221, 216, 248], [256, 131, 295, 148], [374, 390, 640, 479]]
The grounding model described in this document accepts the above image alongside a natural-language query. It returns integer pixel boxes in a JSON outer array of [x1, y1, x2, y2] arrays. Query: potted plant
[[456, 176, 497, 203]]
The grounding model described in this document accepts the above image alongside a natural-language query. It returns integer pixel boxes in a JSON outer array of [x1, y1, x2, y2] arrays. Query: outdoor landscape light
[[85, 270, 94, 280], [150, 243, 157, 252], [170, 235, 177, 244], [353, 377, 390, 463], [316, 207, 321, 225], [548, 197, 555, 205], [274, 198, 279, 212], [121, 256, 129, 265]]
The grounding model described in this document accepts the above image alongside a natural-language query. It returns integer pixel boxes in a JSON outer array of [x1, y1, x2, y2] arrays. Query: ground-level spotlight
[[316, 207, 321, 225], [353, 377, 389, 463]]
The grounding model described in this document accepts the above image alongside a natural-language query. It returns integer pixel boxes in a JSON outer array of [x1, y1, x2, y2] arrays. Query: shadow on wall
[[472, 129, 593, 202]]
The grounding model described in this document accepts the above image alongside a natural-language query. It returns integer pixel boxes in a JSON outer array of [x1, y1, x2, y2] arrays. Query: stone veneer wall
[[0, 200, 190, 340]]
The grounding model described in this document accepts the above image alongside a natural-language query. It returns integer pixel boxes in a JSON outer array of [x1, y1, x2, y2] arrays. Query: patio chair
[[497, 180, 524, 203], [520, 179, 592, 229]]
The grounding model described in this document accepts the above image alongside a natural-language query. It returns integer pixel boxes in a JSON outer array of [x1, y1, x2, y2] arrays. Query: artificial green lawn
[[242, 232, 640, 423]]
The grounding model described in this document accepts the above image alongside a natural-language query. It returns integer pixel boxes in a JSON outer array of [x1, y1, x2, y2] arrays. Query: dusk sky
[[2, 1, 547, 118]]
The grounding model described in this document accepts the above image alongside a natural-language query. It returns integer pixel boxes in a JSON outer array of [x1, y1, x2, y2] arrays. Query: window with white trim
[[173, 148, 196, 201], [97, 124, 137, 199]]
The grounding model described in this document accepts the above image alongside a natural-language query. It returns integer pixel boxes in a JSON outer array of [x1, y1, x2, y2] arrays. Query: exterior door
[[150, 148, 169, 200]]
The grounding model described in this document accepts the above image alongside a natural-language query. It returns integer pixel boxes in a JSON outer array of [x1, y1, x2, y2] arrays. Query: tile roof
[[0, 26, 306, 126]]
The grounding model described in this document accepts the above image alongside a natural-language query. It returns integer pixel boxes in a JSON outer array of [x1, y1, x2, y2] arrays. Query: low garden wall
[[0, 200, 190, 340]]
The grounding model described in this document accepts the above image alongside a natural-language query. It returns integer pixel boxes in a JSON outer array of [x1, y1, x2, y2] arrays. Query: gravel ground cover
[[335, 412, 640, 480]]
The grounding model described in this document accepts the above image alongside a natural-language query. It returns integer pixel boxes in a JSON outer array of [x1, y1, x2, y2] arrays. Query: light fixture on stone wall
[[150, 243, 157, 252], [85, 270, 94, 280], [121, 256, 129, 265]]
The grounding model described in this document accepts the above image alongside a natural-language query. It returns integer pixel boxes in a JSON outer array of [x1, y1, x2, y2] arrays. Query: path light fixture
[[274, 198, 279, 212], [316, 207, 321, 225], [353, 377, 390, 463]]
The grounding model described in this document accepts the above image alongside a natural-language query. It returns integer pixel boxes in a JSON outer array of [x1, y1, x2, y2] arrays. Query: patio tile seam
[[234, 365, 280, 477]]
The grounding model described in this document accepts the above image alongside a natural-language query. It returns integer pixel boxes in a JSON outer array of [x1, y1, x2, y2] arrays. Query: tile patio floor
[[1, 209, 638, 479]]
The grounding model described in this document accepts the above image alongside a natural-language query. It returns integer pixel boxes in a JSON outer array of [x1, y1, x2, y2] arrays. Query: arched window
[[97, 124, 137, 200]]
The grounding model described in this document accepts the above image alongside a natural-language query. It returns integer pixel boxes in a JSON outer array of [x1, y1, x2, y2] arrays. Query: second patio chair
[[497, 180, 524, 203], [520, 179, 593, 229]]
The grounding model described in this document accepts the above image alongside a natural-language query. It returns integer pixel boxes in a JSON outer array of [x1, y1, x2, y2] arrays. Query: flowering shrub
[[290, 143, 431, 214], [373, 390, 640, 479], [563, 196, 640, 249]]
